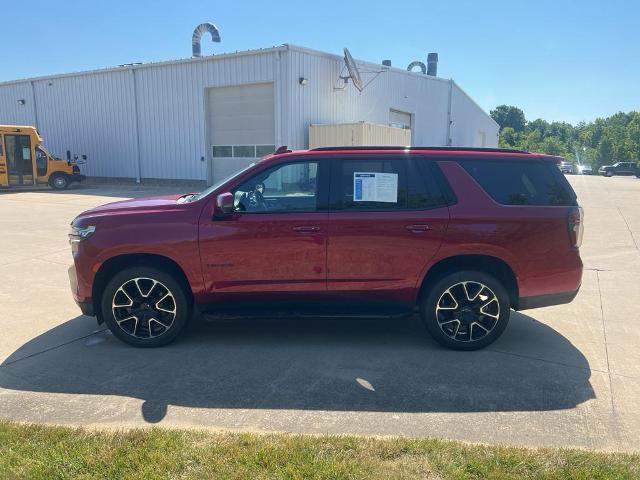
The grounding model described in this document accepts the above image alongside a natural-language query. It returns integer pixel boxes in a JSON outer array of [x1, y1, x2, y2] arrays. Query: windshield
[[188, 163, 256, 202]]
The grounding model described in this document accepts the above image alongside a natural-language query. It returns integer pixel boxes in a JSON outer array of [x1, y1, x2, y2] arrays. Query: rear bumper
[[516, 288, 580, 311]]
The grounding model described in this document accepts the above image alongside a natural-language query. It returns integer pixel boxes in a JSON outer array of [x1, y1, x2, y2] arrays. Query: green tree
[[540, 136, 566, 156], [490, 105, 526, 132], [499, 127, 522, 148], [491, 105, 638, 164], [596, 137, 614, 167], [624, 112, 640, 161]]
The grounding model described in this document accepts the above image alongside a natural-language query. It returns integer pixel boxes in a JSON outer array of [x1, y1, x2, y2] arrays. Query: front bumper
[[71, 173, 86, 183], [68, 263, 95, 316]]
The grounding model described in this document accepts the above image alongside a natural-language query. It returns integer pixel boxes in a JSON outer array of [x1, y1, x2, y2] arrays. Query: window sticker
[[353, 172, 398, 203]]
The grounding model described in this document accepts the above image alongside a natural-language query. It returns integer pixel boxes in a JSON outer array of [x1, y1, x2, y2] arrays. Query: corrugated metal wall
[[283, 47, 452, 150], [0, 51, 277, 181], [0, 83, 35, 126], [35, 71, 138, 178], [0, 45, 497, 181], [449, 82, 500, 147], [134, 52, 275, 180]]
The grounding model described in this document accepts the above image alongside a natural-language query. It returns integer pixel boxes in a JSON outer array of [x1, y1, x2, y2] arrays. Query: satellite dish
[[343, 48, 364, 92]]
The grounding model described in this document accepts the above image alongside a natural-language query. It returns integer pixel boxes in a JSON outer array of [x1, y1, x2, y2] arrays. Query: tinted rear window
[[460, 160, 577, 206]]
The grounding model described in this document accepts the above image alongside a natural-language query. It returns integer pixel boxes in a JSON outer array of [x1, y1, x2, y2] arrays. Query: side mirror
[[215, 192, 234, 215]]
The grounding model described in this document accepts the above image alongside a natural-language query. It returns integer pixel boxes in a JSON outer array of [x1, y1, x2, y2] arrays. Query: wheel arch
[[92, 253, 194, 323], [418, 254, 519, 307]]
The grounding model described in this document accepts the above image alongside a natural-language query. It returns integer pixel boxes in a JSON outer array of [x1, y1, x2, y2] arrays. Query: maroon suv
[[68, 147, 583, 350]]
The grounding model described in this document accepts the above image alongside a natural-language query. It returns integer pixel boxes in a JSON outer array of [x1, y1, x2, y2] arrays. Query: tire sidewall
[[101, 266, 190, 347], [49, 173, 69, 190], [420, 270, 511, 351]]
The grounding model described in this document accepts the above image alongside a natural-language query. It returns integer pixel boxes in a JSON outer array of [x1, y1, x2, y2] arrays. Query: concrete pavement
[[0, 177, 639, 452]]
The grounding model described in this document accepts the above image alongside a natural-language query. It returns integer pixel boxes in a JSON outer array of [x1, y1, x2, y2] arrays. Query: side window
[[232, 161, 319, 213], [332, 158, 407, 211], [460, 159, 577, 206], [407, 160, 449, 208], [331, 158, 449, 211]]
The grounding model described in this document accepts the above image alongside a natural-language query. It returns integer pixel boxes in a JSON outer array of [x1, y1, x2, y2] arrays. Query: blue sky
[[2, 0, 638, 124]]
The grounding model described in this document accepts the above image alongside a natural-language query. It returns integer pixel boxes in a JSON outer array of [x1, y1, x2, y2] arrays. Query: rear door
[[620, 163, 636, 175], [326, 155, 450, 305]]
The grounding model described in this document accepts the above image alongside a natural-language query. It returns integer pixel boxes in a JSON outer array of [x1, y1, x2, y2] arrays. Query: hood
[[74, 194, 186, 223]]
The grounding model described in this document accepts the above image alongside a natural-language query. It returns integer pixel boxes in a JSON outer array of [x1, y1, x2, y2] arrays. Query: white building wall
[[135, 52, 276, 180], [0, 45, 497, 181], [450, 82, 500, 148], [0, 83, 36, 126], [34, 71, 139, 178], [282, 47, 452, 149]]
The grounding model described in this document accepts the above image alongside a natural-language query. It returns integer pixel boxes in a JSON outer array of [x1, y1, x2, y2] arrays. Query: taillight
[[568, 206, 584, 248]]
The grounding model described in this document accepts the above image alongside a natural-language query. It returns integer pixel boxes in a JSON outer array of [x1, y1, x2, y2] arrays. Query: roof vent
[[192, 23, 221, 57], [427, 52, 438, 76]]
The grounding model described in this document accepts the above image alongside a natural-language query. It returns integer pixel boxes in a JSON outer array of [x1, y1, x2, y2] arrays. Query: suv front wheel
[[101, 266, 190, 347], [420, 271, 510, 350]]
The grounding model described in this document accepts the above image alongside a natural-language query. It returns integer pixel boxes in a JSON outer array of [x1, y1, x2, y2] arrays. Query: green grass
[[0, 420, 638, 479]]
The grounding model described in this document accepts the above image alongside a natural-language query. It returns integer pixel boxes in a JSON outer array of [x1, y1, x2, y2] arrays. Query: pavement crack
[[616, 206, 640, 254], [595, 270, 622, 444], [1, 329, 107, 367]]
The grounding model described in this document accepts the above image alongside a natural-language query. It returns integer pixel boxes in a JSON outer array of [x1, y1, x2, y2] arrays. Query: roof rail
[[309, 146, 530, 154]]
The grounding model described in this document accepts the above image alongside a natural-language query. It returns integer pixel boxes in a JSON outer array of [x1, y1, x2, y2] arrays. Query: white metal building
[[0, 44, 499, 185]]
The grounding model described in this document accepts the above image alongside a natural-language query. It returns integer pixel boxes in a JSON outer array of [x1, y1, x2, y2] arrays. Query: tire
[[420, 270, 511, 351], [605, 171, 613, 177], [49, 173, 69, 190], [101, 266, 191, 347]]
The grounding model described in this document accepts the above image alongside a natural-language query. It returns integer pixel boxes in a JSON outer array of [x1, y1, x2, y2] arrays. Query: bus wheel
[[49, 173, 69, 190]]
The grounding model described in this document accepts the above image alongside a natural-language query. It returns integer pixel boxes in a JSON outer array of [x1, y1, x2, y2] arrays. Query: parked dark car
[[598, 162, 640, 177], [68, 147, 583, 350]]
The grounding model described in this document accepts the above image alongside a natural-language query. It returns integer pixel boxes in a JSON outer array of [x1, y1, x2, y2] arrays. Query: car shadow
[[0, 311, 595, 423]]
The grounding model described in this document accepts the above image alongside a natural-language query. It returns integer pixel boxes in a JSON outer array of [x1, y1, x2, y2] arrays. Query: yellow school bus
[[0, 125, 84, 190]]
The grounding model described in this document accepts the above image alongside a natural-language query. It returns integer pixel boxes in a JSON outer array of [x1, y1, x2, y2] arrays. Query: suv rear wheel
[[420, 270, 510, 350], [101, 266, 190, 347]]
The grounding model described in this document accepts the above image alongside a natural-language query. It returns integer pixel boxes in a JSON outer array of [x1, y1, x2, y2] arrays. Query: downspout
[[130, 68, 142, 183], [446, 79, 453, 146], [29, 81, 39, 130]]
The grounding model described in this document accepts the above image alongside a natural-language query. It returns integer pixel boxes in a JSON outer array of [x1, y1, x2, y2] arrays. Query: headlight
[[69, 225, 96, 242]]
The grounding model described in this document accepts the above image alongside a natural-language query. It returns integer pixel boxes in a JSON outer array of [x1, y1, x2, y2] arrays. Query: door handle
[[292, 225, 321, 232], [406, 224, 431, 233]]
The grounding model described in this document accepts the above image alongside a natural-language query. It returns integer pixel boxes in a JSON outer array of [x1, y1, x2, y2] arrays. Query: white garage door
[[208, 83, 275, 184]]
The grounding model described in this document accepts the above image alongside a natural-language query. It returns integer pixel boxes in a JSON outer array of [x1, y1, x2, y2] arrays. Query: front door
[[5, 134, 34, 186], [198, 159, 329, 305], [327, 156, 450, 307]]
